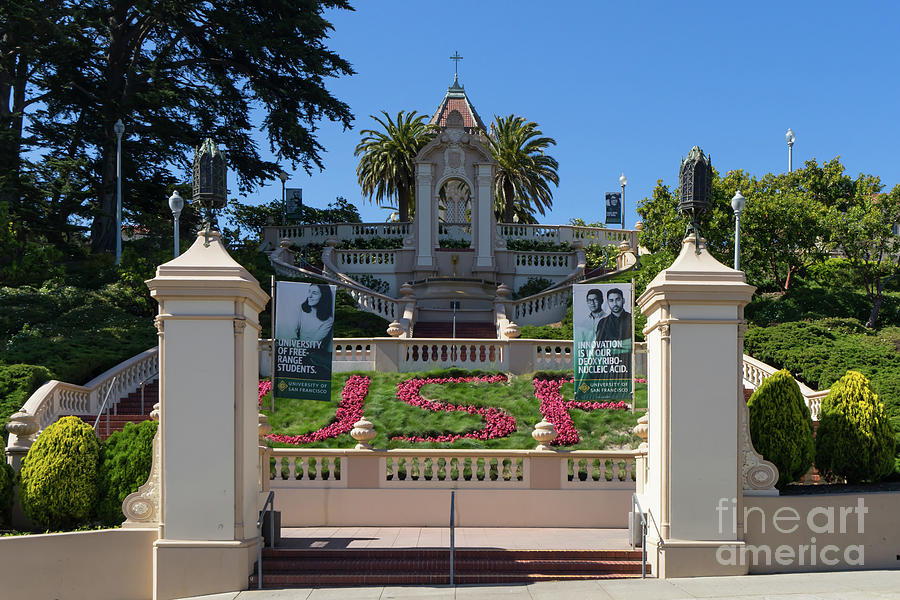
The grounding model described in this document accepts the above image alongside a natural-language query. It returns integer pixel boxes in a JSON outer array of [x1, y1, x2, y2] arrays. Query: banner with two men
[[573, 283, 634, 401]]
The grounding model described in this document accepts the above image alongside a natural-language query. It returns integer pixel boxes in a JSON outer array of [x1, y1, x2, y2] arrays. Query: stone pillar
[[146, 231, 269, 600], [473, 163, 495, 271], [635, 236, 754, 578], [415, 162, 435, 273]]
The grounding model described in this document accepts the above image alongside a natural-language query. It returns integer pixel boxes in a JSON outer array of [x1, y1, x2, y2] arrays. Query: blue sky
[[247, 1, 900, 229]]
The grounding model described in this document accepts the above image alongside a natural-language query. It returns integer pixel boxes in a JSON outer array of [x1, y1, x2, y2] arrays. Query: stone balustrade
[[513, 251, 573, 273], [262, 222, 411, 250], [511, 286, 570, 326], [741, 354, 826, 420], [263, 447, 638, 491], [335, 249, 398, 268], [497, 224, 639, 249]]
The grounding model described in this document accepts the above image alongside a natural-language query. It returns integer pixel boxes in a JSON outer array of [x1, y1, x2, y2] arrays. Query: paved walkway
[[275, 526, 632, 550], [179, 570, 900, 599]]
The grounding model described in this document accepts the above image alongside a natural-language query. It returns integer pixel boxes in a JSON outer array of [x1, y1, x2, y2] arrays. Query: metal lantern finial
[[678, 146, 713, 252], [192, 138, 227, 245]]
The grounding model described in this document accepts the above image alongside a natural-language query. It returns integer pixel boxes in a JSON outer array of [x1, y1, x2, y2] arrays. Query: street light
[[618, 172, 627, 230], [278, 170, 289, 225], [114, 118, 125, 265], [785, 128, 795, 173], [168, 190, 184, 258], [731, 190, 746, 270]]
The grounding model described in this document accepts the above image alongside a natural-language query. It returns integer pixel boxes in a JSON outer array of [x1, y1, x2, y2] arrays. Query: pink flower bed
[[258, 380, 272, 407], [533, 378, 628, 446], [265, 375, 370, 445], [391, 375, 516, 443]]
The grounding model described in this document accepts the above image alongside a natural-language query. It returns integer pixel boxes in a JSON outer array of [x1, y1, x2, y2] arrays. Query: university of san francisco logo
[[278, 380, 288, 392], [579, 383, 590, 393]]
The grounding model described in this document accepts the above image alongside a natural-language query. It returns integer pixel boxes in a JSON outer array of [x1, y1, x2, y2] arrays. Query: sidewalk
[[180, 569, 900, 599]]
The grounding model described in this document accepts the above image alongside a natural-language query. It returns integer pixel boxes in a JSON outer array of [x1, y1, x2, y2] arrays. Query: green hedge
[[0, 461, 14, 527], [19, 416, 100, 530], [98, 420, 158, 526], [747, 370, 815, 488], [815, 371, 896, 483], [0, 364, 52, 445]]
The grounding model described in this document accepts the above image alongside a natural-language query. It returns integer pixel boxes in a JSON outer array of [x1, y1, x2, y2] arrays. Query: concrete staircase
[[250, 548, 648, 587], [413, 321, 497, 339], [74, 379, 158, 440]]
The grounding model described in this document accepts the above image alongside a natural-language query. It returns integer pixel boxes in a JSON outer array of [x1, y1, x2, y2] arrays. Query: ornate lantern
[[192, 138, 227, 244], [678, 146, 712, 251]]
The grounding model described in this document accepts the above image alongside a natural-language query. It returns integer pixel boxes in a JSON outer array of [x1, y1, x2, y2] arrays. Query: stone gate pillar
[[472, 163, 495, 272], [414, 162, 435, 276], [636, 236, 755, 577], [146, 231, 269, 599]]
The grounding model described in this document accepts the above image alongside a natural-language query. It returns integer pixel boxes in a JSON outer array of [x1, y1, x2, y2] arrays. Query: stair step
[[250, 572, 644, 587]]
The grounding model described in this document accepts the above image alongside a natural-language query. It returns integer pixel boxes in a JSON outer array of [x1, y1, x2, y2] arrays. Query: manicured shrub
[[98, 420, 158, 526], [747, 370, 815, 489], [815, 371, 896, 483], [0, 461, 15, 527], [19, 416, 100, 530]]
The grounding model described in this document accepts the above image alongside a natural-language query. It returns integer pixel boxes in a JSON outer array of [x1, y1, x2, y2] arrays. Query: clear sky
[[246, 1, 900, 229]]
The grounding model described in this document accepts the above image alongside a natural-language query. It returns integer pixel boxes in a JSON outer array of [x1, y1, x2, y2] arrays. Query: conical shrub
[[815, 370, 895, 483], [748, 369, 815, 489], [19, 416, 100, 530]]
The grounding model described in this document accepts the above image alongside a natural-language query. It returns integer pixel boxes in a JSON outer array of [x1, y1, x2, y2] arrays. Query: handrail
[[631, 493, 664, 579], [256, 490, 276, 590], [449, 490, 456, 586], [93, 376, 118, 438]]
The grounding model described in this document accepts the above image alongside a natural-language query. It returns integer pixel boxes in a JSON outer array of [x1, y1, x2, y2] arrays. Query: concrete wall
[[742, 492, 900, 574], [0, 528, 156, 600]]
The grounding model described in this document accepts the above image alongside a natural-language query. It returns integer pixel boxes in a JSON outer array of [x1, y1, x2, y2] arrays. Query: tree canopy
[[1, 0, 355, 262]]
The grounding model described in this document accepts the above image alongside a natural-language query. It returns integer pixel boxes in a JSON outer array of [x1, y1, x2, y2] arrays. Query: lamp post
[[278, 170, 289, 225], [114, 119, 125, 265], [785, 128, 795, 173], [731, 190, 746, 270], [618, 173, 627, 230], [168, 190, 184, 257]]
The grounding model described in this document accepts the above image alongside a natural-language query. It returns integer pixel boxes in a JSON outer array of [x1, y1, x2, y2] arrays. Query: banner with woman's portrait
[[573, 283, 633, 400], [274, 281, 336, 401]]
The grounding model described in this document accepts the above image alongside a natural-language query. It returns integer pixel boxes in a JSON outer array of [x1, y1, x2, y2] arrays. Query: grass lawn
[[261, 369, 646, 451]]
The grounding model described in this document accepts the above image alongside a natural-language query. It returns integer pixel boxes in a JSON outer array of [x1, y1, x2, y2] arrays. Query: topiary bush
[[0, 461, 15, 527], [815, 371, 896, 483], [98, 420, 158, 526], [19, 416, 100, 530], [747, 369, 815, 489]]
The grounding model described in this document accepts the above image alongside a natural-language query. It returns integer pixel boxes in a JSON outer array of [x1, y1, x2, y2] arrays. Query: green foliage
[[19, 416, 100, 530], [97, 420, 157, 526], [505, 239, 573, 253], [225, 196, 362, 243], [815, 371, 896, 483], [0, 364, 52, 444], [351, 274, 390, 295], [0, 461, 14, 527], [334, 290, 389, 337], [747, 370, 815, 488], [438, 239, 471, 249], [355, 111, 437, 222], [488, 115, 560, 224], [514, 277, 553, 299], [584, 244, 617, 270], [339, 237, 402, 250]]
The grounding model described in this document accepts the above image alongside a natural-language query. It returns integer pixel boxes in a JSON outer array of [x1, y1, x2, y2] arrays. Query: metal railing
[[256, 490, 276, 590], [92, 376, 118, 438], [631, 493, 663, 579], [449, 490, 456, 585]]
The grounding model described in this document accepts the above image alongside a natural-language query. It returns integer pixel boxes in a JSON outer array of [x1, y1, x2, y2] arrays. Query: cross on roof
[[450, 51, 463, 76]]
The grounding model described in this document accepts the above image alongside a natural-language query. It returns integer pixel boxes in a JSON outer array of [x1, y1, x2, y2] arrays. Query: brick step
[[253, 548, 648, 588], [262, 558, 644, 574], [250, 572, 644, 587]]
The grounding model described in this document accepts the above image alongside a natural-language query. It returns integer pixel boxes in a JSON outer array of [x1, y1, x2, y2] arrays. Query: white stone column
[[415, 162, 434, 271], [146, 231, 269, 600], [473, 163, 495, 271], [636, 236, 755, 578]]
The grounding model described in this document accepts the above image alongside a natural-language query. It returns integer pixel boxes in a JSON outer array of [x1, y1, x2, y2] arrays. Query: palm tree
[[487, 115, 560, 223], [354, 110, 436, 222]]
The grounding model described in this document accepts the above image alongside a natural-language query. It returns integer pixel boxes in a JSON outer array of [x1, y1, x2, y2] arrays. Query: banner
[[285, 188, 303, 222], [573, 283, 633, 400], [274, 281, 335, 401], [605, 192, 622, 225]]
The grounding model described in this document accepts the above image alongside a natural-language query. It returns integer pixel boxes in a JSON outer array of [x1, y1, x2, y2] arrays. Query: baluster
[[612, 460, 621, 482], [414, 457, 423, 481], [274, 457, 284, 480]]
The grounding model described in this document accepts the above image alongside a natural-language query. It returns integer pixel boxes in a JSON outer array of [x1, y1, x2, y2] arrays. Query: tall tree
[[827, 180, 900, 328], [354, 110, 436, 222], [487, 115, 559, 223], [23, 0, 355, 254]]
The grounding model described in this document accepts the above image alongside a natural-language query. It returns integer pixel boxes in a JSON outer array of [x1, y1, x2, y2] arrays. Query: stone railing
[[263, 447, 637, 491], [261, 222, 411, 250], [6, 348, 159, 466], [498, 224, 639, 249], [334, 249, 398, 270], [741, 354, 827, 420], [510, 285, 570, 327], [512, 251, 573, 274]]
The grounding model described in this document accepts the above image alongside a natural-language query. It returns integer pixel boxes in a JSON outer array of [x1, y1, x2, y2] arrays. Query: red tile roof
[[430, 78, 486, 132]]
